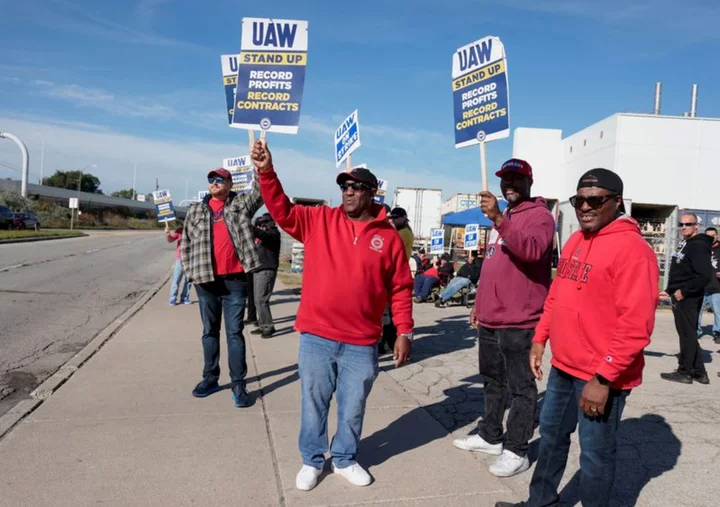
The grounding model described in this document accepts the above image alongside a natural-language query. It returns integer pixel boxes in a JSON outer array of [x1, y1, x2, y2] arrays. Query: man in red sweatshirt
[[454, 159, 554, 479], [495, 169, 659, 507], [250, 139, 413, 492]]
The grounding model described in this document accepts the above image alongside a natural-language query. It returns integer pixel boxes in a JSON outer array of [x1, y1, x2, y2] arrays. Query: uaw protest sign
[[452, 36, 510, 148], [231, 18, 309, 134]]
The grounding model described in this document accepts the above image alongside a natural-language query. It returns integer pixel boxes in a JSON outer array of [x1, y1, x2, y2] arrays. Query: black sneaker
[[693, 371, 710, 385], [232, 385, 253, 408], [714, 333, 720, 344], [250, 328, 264, 335], [192, 379, 220, 398], [261, 329, 276, 339], [660, 370, 693, 384], [434, 300, 446, 308]]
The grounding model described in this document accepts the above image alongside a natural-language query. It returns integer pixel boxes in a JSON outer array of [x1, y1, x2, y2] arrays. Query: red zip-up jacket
[[259, 168, 413, 346], [533, 216, 659, 389]]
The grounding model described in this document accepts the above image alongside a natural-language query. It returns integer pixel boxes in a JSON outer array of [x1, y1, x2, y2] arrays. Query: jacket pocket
[[549, 303, 596, 371]]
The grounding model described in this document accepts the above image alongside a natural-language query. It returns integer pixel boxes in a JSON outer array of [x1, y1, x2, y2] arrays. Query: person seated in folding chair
[[414, 254, 453, 303], [436, 250, 483, 308]]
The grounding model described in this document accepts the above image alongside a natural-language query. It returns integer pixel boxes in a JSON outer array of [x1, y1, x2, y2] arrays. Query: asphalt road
[[0, 230, 176, 417]]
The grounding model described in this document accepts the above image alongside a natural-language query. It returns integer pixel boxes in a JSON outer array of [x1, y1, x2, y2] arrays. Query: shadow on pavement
[[411, 315, 477, 362], [557, 414, 681, 507], [644, 348, 714, 365]]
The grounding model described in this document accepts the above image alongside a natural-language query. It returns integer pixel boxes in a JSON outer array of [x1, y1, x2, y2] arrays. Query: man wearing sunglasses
[[496, 168, 659, 507], [250, 139, 413, 492], [659, 212, 713, 385], [181, 168, 263, 408], [454, 158, 554, 479]]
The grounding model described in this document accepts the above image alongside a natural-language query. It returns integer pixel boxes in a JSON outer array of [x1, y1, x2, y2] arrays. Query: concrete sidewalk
[[1, 282, 719, 506], [0, 283, 515, 506]]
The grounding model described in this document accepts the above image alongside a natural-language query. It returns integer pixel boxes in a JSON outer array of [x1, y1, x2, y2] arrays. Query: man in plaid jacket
[[181, 168, 263, 407]]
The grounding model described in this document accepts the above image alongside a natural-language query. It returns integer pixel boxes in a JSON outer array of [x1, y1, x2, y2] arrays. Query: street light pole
[[35, 133, 45, 184], [132, 163, 137, 200]]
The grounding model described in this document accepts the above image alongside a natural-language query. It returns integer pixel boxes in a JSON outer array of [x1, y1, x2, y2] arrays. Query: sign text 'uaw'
[[452, 36, 510, 148], [431, 229, 445, 254], [231, 18, 309, 135], [334, 110, 361, 167], [463, 223, 479, 250]]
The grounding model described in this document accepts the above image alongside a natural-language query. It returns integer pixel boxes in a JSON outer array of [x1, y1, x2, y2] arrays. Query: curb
[[0, 233, 87, 245], [0, 267, 173, 441]]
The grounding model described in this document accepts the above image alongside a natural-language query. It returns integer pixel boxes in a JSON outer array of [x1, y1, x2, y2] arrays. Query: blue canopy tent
[[442, 200, 508, 227]]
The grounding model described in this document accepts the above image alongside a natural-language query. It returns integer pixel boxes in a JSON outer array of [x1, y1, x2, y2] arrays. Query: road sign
[[452, 35, 510, 149], [152, 189, 176, 223], [68, 197, 79, 209], [464, 224, 479, 249], [430, 229, 444, 254], [334, 110, 361, 167], [231, 18, 309, 134]]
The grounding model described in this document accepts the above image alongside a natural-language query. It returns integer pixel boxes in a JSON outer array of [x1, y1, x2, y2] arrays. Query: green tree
[[43, 170, 102, 194], [111, 189, 135, 199]]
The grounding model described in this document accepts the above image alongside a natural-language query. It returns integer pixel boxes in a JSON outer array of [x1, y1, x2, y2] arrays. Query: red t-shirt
[[209, 198, 243, 276]]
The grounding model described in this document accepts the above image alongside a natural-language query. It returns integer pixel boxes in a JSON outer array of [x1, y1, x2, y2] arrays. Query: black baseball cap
[[389, 207, 407, 219], [577, 168, 625, 212], [336, 168, 378, 189]]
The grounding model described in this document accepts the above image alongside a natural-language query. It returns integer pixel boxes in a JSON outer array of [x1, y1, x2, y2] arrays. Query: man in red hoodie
[[495, 169, 659, 507], [454, 159, 554, 479], [250, 139, 413, 492]]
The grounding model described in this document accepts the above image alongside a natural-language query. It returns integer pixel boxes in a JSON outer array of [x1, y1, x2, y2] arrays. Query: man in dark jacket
[[435, 250, 483, 307], [454, 159, 554, 479], [660, 213, 713, 384], [250, 213, 281, 338], [697, 227, 720, 343]]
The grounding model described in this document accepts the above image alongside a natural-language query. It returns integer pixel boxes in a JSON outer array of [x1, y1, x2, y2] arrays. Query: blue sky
[[1, 0, 719, 204]]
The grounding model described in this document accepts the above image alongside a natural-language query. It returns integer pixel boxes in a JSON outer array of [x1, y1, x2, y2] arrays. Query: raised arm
[[251, 139, 318, 243]]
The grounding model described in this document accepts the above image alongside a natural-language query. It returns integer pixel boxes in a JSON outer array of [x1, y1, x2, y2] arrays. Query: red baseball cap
[[495, 158, 533, 182], [207, 168, 232, 181]]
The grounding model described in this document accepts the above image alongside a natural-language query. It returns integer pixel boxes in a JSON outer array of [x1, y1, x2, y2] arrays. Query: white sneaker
[[489, 450, 530, 478], [452, 434, 503, 455], [331, 462, 372, 487], [296, 465, 322, 491]]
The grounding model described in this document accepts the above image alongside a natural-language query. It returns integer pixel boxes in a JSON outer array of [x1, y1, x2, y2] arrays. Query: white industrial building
[[511, 84, 719, 279]]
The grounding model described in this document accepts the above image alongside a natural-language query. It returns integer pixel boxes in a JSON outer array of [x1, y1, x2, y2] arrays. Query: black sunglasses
[[569, 194, 617, 210], [340, 182, 372, 192], [208, 176, 227, 184], [679, 222, 698, 227]]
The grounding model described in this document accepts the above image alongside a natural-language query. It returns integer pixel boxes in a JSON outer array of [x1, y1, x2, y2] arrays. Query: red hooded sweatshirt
[[258, 168, 413, 346], [533, 216, 659, 390], [475, 197, 555, 328]]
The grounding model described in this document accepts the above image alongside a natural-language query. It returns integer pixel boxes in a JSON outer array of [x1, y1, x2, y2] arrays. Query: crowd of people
[[169, 139, 715, 507]]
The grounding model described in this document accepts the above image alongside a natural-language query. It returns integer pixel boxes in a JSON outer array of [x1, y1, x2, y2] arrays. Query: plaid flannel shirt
[[181, 176, 263, 285]]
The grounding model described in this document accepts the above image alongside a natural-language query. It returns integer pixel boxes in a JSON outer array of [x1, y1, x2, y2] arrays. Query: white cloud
[[132, 0, 173, 29], [0, 115, 487, 207]]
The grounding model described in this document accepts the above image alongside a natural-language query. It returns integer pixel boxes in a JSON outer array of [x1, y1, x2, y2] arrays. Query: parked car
[[0, 205, 15, 230], [12, 212, 41, 230]]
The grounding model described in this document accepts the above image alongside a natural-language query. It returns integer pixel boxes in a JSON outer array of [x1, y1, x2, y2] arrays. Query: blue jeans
[[440, 276, 470, 302], [298, 333, 378, 469], [527, 367, 629, 507], [413, 275, 438, 300], [195, 275, 248, 387], [697, 292, 720, 335], [169, 259, 192, 303]]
